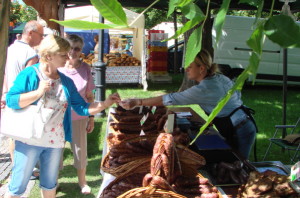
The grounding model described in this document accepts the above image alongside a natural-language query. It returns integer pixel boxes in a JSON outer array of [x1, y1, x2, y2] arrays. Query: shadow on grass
[[54, 120, 106, 198], [57, 157, 104, 198]]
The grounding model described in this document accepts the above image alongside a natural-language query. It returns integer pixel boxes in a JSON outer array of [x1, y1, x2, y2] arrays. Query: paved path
[[0, 136, 35, 198]]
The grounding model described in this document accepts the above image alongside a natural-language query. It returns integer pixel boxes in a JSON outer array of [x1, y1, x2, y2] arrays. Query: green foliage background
[[10, 1, 37, 26]]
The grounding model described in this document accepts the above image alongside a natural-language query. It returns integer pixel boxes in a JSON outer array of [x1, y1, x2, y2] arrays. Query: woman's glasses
[[70, 47, 81, 52]]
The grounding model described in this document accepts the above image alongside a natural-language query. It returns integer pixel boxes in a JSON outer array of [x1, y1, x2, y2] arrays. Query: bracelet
[[89, 115, 95, 118]]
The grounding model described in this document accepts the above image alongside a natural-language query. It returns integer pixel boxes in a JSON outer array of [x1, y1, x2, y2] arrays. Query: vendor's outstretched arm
[[120, 96, 164, 110], [140, 96, 163, 106]]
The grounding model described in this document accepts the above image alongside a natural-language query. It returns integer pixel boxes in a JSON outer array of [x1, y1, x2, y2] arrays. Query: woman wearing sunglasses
[[59, 34, 95, 194]]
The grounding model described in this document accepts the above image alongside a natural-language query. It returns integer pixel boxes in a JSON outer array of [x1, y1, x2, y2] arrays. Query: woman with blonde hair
[[5, 35, 120, 198], [120, 49, 257, 160]]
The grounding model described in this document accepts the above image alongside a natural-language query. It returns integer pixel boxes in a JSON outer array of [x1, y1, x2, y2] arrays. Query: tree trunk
[[178, 10, 213, 92], [0, 0, 10, 107]]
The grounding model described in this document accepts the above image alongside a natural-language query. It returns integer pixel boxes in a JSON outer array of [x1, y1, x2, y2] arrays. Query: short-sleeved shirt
[[59, 62, 95, 120], [5, 40, 38, 90], [162, 74, 247, 125]]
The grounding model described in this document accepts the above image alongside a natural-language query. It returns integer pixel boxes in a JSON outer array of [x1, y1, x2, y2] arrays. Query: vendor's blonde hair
[[38, 35, 70, 63], [194, 49, 219, 76]]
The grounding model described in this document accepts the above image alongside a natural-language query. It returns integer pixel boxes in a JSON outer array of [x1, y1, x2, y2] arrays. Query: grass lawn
[[29, 74, 300, 197]]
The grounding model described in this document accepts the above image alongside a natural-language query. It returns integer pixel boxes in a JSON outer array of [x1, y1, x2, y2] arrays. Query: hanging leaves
[[51, 0, 129, 30], [50, 19, 127, 30], [184, 25, 203, 68], [91, 0, 127, 26], [213, 0, 231, 45], [167, 0, 195, 17], [247, 22, 265, 54], [264, 15, 300, 48], [164, 3, 205, 42]]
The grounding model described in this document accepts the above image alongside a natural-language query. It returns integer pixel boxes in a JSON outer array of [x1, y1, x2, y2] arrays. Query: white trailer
[[213, 15, 300, 84]]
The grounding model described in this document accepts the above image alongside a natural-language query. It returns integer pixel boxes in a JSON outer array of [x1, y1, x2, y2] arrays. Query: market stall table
[[97, 107, 230, 197], [96, 106, 300, 198]]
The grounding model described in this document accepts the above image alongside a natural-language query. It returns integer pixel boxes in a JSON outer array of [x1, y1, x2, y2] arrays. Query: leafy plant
[[10, 1, 37, 26], [51, 0, 300, 145]]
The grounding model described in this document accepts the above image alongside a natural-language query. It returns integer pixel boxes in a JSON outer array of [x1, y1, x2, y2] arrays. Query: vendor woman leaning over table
[[120, 49, 257, 160], [5, 35, 120, 198]]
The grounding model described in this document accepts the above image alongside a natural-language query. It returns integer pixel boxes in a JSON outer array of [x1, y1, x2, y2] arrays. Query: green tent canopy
[[10, 22, 26, 34]]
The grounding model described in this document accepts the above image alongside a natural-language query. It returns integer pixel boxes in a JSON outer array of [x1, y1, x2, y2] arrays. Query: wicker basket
[[176, 144, 206, 170], [99, 172, 146, 198], [101, 154, 151, 177], [101, 135, 159, 177], [107, 128, 141, 148], [117, 186, 187, 198]]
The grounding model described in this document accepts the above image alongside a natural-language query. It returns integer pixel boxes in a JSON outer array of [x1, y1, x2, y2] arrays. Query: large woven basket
[[101, 154, 151, 177], [117, 187, 187, 198], [176, 144, 206, 176], [101, 134, 159, 177], [99, 172, 146, 198]]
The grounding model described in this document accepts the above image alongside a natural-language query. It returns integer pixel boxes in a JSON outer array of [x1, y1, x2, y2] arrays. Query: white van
[[213, 15, 300, 84]]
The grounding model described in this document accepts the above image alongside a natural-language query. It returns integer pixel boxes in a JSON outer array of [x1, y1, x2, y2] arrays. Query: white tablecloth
[[106, 66, 142, 84]]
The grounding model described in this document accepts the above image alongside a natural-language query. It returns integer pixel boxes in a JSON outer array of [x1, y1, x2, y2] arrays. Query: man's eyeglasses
[[70, 47, 82, 52]]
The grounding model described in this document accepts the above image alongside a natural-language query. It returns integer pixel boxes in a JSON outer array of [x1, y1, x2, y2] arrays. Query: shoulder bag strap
[[32, 66, 46, 106]]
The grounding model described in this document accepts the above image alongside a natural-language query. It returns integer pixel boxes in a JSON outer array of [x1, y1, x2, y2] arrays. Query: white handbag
[[0, 66, 54, 141]]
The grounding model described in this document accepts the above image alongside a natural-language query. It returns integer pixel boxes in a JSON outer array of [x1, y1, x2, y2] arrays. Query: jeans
[[235, 118, 257, 159], [8, 141, 63, 196]]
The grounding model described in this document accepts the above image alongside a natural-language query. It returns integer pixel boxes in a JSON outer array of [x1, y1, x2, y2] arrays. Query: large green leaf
[[184, 26, 203, 68], [264, 15, 300, 48], [214, 0, 231, 45], [254, 0, 264, 20], [91, 0, 127, 26], [247, 23, 264, 54], [164, 3, 205, 42], [50, 19, 128, 30], [163, 16, 204, 41], [181, 3, 204, 20], [247, 52, 261, 77], [177, 0, 194, 8], [167, 0, 193, 17], [246, 24, 264, 81], [167, 0, 180, 17]]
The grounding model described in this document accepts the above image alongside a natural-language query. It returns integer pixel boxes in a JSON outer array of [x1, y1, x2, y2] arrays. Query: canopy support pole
[[282, 48, 287, 138], [93, 14, 106, 117], [173, 12, 178, 74]]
